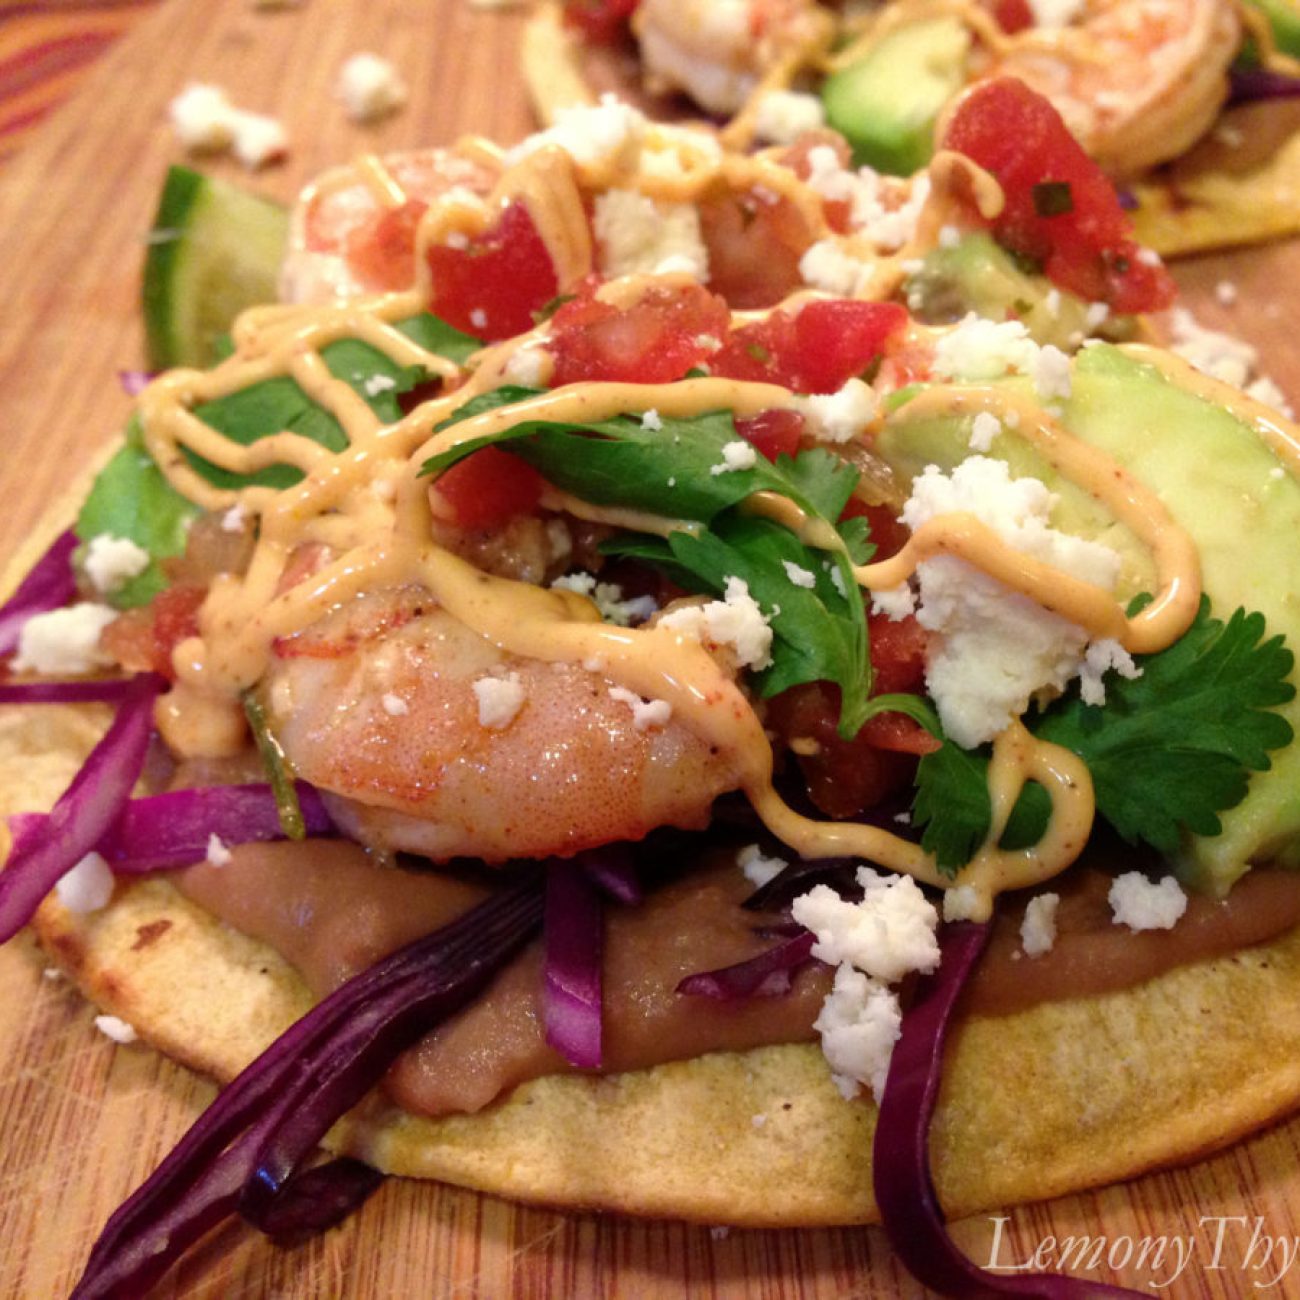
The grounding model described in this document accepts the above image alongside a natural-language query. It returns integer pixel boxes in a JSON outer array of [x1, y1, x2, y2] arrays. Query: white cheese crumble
[[795, 378, 878, 444], [799, 238, 876, 297], [792, 867, 940, 985], [814, 964, 903, 1102], [608, 685, 673, 731], [381, 692, 409, 716], [659, 576, 773, 670], [168, 83, 237, 151], [1028, 0, 1085, 27], [641, 408, 663, 432], [363, 373, 396, 396], [1215, 280, 1238, 307], [504, 345, 550, 388], [13, 603, 117, 676], [782, 561, 817, 589], [710, 439, 758, 475], [1166, 307, 1294, 417], [94, 1015, 138, 1045], [737, 843, 786, 888], [932, 314, 1071, 402], [1020, 892, 1060, 956], [472, 672, 526, 729], [205, 833, 233, 867], [1109, 872, 1188, 932], [1078, 638, 1141, 707], [593, 188, 709, 280], [469, 307, 488, 331], [968, 411, 1002, 453], [900, 457, 1123, 748], [870, 584, 916, 620], [752, 89, 826, 144], [221, 502, 248, 533], [83, 535, 150, 595], [335, 52, 408, 123], [505, 93, 645, 170], [941, 885, 982, 923], [55, 852, 114, 914], [228, 110, 288, 170], [551, 572, 657, 626]]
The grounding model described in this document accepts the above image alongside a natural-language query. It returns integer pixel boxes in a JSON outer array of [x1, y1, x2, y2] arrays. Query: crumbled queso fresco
[[13, 604, 117, 677], [931, 315, 1072, 403], [1021, 892, 1060, 956], [874, 457, 1139, 748], [55, 852, 115, 914], [752, 90, 826, 145], [794, 378, 878, 444], [737, 843, 787, 888], [472, 672, 526, 729], [792, 869, 940, 1101], [1108, 872, 1188, 932], [659, 576, 773, 671], [593, 189, 710, 281], [83, 534, 150, 595]]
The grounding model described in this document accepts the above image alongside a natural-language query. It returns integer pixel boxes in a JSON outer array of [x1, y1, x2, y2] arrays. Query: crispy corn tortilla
[[9, 471, 1300, 1225]]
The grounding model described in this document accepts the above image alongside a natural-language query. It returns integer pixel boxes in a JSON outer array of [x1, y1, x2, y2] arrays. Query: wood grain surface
[[3, 3, 1300, 1297]]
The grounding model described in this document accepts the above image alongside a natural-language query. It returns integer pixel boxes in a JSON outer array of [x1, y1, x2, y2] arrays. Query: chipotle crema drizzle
[[133, 128, 1299, 937]]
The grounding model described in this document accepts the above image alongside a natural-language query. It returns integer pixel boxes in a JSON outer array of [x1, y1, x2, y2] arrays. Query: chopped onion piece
[[117, 371, 155, 397], [0, 673, 163, 944], [70, 875, 543, 1300], [677, 931, 815, 999], [0, 531, 78, 658], [542, 859, 604, 1069], [874, 920, 1144, 1297], [580, 844, 642, 904]]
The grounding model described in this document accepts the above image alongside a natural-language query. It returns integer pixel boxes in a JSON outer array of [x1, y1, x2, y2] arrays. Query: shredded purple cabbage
[[0, 673, 164, 943], [542, 859, 604, 1069], [580, 843, 642, 904], [1229, 67, 1300, 104], [677, 931, 815, 999], [0, 679, 152, 705], [69, 874, 543, 1300], [874, 920, 1146, 1298], [10, 782, 335, 873], [0, 530, 78, 658], [245, 1157, 385, 1247], [742, 855, 859, 911]]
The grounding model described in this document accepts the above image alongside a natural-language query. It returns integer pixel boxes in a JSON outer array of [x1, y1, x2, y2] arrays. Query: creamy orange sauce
[[129, 120, 1271, 920]]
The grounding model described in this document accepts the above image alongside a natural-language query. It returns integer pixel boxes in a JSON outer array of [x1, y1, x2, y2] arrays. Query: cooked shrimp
[[280, 149, 499, 303], [263, 588, 743, 862], [966, 0, 1241, 175], [633, 0, 831, 116]]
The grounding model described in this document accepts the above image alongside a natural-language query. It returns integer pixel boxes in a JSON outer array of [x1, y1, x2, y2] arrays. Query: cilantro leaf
[[394, 312, 482, 366], [912, 600, 1296, 872], [422, 403, 861, 530], [608, 515, 871, 732], [74, 416, 201, 608], [424, 393, 877, 735]]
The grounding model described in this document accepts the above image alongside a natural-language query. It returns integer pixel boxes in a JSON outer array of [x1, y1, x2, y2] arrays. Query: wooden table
[[3, 2, 1300, 1296]]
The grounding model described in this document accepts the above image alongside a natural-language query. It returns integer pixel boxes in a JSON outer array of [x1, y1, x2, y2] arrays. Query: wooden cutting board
[[3, 2, 1300, 1296]]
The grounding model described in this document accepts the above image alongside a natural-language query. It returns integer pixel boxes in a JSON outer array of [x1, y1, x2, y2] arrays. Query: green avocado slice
[[876, 344, 1300, 891]]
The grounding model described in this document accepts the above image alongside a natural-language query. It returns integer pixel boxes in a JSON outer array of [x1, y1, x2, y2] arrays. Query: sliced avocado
[[1245, 0, 1300, 58], [904, 233, 1139, 350], [821, 17, 970, 176], [876, 345, 1300, 892]]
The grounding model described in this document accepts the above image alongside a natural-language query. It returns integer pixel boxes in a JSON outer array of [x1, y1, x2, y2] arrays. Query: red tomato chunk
[[426, 203, 559, 342], [432, 446, 545, 531], [735, 409, 805, 462], [943, 78, 1175, 314], [712, 300, 907, 394], [548, 281, 731, 386]]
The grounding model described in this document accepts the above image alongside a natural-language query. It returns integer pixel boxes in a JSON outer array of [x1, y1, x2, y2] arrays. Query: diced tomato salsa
[[563, 0, 641, 42], [431, 446, 545, 531], [712, 300, 907, 394], [426, 202, 560, 341], [344, 199, 429, 293], [101, 584, 207, 681], [735, 409, 805, 462], [548, 280, 731, 386], [698, 186, 814, 308], [943, 78, 1175, 314]]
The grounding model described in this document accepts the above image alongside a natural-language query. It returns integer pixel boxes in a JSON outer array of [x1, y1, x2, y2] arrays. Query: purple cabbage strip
[[1229, 67, 1300, 104], [0, 530, 78, 658], [247, 1158, 385, 1247], [677, 931, 815, 999], [0, 679, 155, 706], [542, 858, 604, 1069], [742, 855, 860, 912], [874, 920, 1146, 1298], [580, 843, 643, 905], [0, 673, 164, 944], [70, 874, 544, 1300]]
